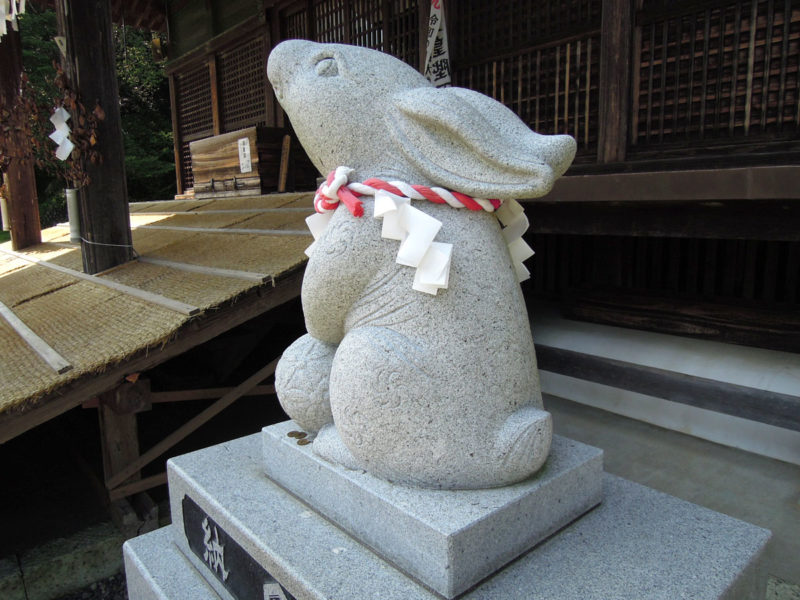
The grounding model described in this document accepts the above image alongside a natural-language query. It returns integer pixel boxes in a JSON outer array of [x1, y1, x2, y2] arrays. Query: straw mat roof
[[0, 192, 314, 439]]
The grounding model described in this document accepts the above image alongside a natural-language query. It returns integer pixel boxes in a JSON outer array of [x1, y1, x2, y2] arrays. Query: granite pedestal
[[124, 430, 770, 600], [263, 421, 603, 598]]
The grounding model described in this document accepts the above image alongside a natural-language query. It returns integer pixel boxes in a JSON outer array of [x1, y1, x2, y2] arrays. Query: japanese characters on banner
[[0, 0, 26, 39], [424, 0, 451, 87]]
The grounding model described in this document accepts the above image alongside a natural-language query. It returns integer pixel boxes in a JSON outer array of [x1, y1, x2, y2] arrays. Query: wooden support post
[[209, 55, 222, 136], [55, 0, 134, 274], [168, 74, 184, 196], [98, 382, 159, 537], [597, 0, 632, 164], [269, 5, 284, 128], [0, 29, 42, 250], [278, 134, 291, 192]]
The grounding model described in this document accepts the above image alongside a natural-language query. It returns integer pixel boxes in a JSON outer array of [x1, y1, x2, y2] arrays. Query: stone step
[[123, 526, 221, 600], [162, 432, 771, 600], [262, 421, 604, 598]]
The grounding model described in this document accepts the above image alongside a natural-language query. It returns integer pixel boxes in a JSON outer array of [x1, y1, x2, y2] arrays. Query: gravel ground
[[54, 572, 128, 600]]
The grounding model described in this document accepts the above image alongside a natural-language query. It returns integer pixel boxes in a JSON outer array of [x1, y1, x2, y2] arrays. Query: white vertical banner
[[0, 0, 26, 40], [424, 0, 451, 87]]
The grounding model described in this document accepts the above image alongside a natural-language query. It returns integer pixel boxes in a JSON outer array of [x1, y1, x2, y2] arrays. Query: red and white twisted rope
[[314, 167, 502, 217]]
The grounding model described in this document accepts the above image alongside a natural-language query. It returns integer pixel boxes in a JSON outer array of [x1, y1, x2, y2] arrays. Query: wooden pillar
[[269, 5, 285, 128], [209, 55, 222, 136], [97, 379, 158, 537], [597, 0, 632, 164], [55, 0, 133, 274], [0, 29, 42, 250], [168, 74, 184, 196]]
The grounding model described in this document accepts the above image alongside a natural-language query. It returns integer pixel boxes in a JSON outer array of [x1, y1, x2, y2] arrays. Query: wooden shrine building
[[0, 0, 798, 536], [163, 0, 800, 462]]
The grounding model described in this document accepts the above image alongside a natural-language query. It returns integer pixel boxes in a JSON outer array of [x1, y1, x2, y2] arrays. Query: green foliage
[[15, 8, 175, 227], [114, 25, 176, 201]]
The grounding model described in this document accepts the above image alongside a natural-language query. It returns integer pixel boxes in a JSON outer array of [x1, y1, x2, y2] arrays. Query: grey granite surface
[[268, 40, 578, 489], [151, 433, 770, 600], [263, 420, 603, 598]]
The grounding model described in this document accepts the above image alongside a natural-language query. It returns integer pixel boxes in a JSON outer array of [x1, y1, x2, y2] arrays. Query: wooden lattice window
[[219, 36, 268, 133], [633, 0, 800, 147], [385, 0, 419, 67], [175, 63, 214, 139], [350, 0, 384, 49], [179, 140, 194, 189], [451, 1, 601, 155], [314, 0, 347, 43], [451, 0, 601, 65], [284, 8, 308, 39]]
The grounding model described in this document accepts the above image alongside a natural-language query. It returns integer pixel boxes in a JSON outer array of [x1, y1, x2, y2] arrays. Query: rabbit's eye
[[315, 57, 338, 77]]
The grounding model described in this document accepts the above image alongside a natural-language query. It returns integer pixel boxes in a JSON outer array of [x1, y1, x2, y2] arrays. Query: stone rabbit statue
[[268, 40, 576, 489]]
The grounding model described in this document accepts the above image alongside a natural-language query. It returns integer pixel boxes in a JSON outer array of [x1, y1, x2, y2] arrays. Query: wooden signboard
[[189, 126, 316, 199]]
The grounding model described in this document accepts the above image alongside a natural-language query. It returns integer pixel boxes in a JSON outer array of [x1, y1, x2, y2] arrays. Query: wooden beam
[[0, 300, 73, 374], [0, 269, 302, 444], [208, 56, 222, 136], [0, 29, 41, 250], [135, 224, 310, 236], [0, 246, 201, 315], [597, 0, 632, 163], [99, 398, 141, 486], [137, 256, 271, 282], [278, 134, 291, 193], [105, 358, 279, 489], [56, 0, 134, 274], [526, 200, 800, 241], [168, 74, 184, 196], [559, 287, 800, 354], [109, 472, 167, 502], [537, 344, 800, 432], [540, 166, 800, 203], [149, 384, 275, 403]]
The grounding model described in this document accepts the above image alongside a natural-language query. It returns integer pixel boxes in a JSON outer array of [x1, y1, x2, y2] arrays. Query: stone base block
[[262, 420, 603, 598], [153, 433, 770, 600], [124, 526, 220, 600]]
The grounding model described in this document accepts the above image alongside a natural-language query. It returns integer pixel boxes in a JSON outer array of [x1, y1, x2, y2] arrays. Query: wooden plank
[[537, 344, 800, 431], [168, 74, 184, 196], [109, 472, 168, 502], [0, 300, 73, 374], [728, 1, 743, 135], [149, 384, 275, 403], [278, 134, 291, 193], [657, 19, 668, 143], [208, 55, 221, 136], [137, 256, 270, 282], [542, 166, 800, 202], [0, 269, 303, 444], [525, 199, 800, 241], [189, 127, 259, 186], [0, 29, 41, 251], [597, 0, 631, 162], [136, 225, 311, 236], [99, 400, 141, 485], [776, 0, 791, 130], [56, 0, 134, 274], [105, 358, 279, 490], [0, 247, 200, 316], [760, 0, 775, 132], [699, 8, 711, 139], [744, 0, 758, 135], [630, 3, 642, 146]]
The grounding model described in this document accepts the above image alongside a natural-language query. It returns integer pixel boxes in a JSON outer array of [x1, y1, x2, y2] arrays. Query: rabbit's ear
[[386, 86, 576, 200]]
